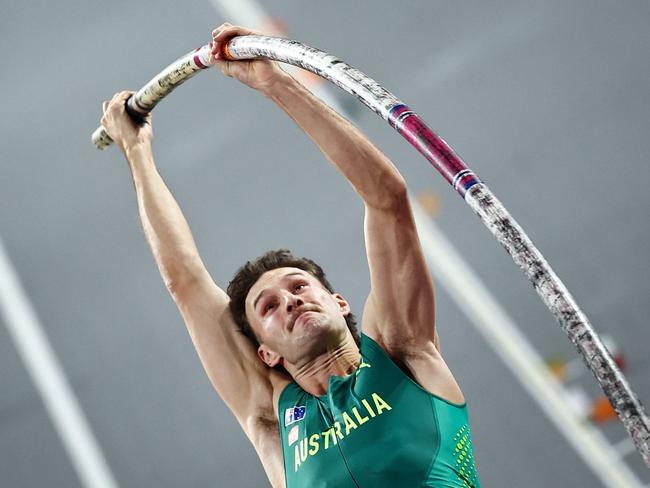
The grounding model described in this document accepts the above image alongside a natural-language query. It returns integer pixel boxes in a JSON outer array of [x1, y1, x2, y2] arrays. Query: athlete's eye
[[264, 302, 276, 313], [295, 283, 307, 292]]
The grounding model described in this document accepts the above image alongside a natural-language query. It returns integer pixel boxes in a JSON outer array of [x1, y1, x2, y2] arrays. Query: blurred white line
[[0, 237, 119, 488], [208, 0, 645, 486]]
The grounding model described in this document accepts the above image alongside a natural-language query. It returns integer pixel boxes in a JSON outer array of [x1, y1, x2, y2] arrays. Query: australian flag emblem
[[284, 406, 306, 427]]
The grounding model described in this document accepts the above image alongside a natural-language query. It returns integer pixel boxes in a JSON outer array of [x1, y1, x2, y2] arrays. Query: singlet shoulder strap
[[361, 333, 467, 408]]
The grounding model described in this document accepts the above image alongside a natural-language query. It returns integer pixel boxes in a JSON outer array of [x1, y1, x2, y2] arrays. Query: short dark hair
[[226, 249, 360, 350]]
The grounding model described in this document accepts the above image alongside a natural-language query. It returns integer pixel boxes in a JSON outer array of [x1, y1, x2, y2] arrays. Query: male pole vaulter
[[99, 23, 480, 488]]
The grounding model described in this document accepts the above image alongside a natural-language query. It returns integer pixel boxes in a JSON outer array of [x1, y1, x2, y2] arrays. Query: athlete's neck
[[288, 340, 360, 396]]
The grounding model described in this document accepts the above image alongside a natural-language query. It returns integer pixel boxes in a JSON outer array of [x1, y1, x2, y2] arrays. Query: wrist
[[259, 70, 295, 98], [124, 141, 153, 162]]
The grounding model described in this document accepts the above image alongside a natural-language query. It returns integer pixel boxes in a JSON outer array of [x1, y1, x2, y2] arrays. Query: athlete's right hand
[[209, 23, 288, 93], [100, 91, 153, 154]]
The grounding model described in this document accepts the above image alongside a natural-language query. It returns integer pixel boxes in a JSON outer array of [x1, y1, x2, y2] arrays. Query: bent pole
[[91, 36, 650, 468]]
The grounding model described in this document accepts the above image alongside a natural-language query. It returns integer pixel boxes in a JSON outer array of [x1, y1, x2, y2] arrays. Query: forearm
[[264, 73, 407, 209], [125, 144, 205, 293]]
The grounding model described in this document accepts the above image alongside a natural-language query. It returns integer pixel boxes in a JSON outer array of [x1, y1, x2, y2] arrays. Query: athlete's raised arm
[[211, 25, 438, 351], [211, 24, 462, 402], [99, 92, 286, 483]]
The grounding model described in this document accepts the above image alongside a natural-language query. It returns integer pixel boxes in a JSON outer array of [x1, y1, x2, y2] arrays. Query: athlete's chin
[[292, 315, 335, 347], [295, 312, 326, 330], [294, 314, 329, 340], [286, 319, 346, 365]]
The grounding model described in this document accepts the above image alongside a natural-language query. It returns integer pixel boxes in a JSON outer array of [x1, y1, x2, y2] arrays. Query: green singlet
[[278, 334, 481, 487]]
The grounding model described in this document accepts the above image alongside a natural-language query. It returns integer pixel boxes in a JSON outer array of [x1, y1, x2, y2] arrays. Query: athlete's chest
[[279, 361, 439, 487]]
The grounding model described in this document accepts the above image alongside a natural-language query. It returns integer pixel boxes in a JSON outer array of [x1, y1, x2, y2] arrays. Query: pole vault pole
[[91, 36, 650, 469]]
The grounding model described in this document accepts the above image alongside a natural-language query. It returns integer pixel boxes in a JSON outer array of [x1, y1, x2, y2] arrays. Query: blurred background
[[1, 0, 649, 486]]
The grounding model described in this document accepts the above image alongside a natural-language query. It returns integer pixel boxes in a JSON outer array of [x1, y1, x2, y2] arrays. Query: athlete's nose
[[286, 297, 304, 313]]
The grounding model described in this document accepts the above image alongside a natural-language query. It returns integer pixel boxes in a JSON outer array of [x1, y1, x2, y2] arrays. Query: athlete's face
[[245, 267, 351, 368]]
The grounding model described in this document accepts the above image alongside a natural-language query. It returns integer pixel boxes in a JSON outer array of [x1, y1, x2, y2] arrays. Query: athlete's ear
[[332, 293, 351, 317], [258, 344, 282, 367]]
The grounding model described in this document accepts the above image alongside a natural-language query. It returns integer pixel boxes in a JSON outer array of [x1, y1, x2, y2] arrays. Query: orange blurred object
[[417, 191, 442, 217], [545, 354, 568, 382], [590, 396, 618, 424]]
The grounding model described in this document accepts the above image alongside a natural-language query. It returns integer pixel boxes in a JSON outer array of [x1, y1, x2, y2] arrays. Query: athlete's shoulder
[[272, 373, 294, 411]]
